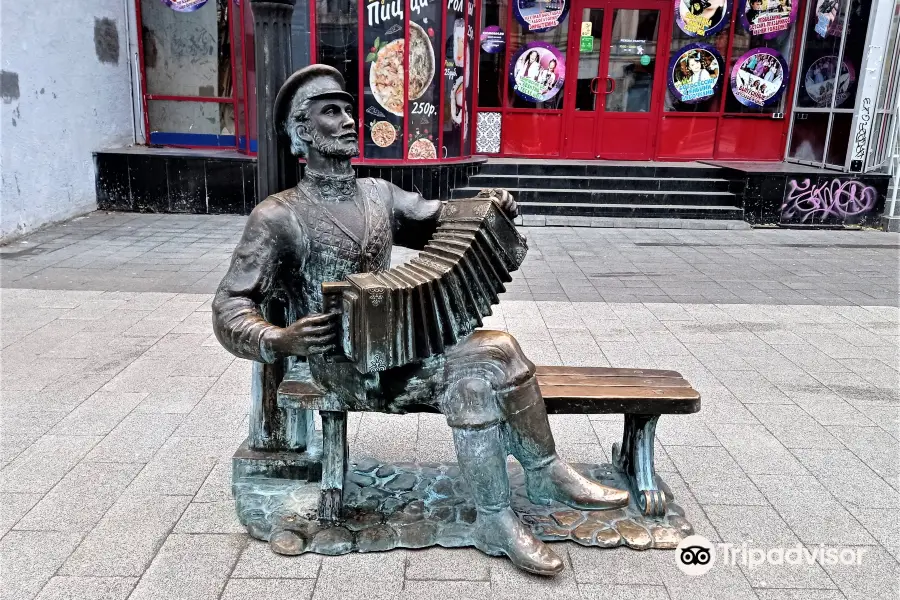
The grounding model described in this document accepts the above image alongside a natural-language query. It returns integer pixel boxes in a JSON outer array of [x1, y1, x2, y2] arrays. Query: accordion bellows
[[322, 199, 528, 373]]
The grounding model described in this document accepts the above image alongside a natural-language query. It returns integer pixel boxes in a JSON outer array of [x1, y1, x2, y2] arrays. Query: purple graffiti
[[781, 178, 877, 223]]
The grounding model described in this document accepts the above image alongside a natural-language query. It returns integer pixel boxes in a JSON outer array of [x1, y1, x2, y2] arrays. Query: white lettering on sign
[[367, 0, 403, 26], [447, 0, 463, 12]]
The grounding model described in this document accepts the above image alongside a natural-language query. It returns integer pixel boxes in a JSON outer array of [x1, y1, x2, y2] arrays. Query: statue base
[[232, 458, 694, 555]]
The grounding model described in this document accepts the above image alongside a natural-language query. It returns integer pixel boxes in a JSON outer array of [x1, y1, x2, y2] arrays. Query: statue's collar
[[302, 168, 356, 199]]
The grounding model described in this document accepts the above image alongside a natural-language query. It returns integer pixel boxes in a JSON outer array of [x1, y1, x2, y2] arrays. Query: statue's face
[[304, 98, 359, 158]]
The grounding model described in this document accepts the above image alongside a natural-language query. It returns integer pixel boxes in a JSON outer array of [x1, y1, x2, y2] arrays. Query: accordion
[[322, 198, 527, 373]]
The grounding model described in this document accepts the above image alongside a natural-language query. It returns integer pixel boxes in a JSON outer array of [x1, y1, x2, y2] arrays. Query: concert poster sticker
[[739, 0, 798, 39], [509, 42, 566, 104], [730, 48, 788, 107], [363, 0, 407, 159], [668, 43, 723, 103], [160, 0, 208, 11], [674, 0, 731, 37], [814, 0, 841, 37], [804, 55, 856, 107], [513, 0, 569, 33], [481, 26, 505, 54]]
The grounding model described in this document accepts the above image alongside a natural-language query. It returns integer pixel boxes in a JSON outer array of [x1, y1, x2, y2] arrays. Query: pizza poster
[[443, 0, 465, 158], [513, 0, 569, 33], [730, 48, 788, 107], [668, 43, 723, 104], [674, 0, 730, 37], [363, 0, 407, 159], [406, 0, 440, 160], [740, 0, 798, 39]]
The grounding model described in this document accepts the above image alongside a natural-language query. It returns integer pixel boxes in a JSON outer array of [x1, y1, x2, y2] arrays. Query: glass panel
[[464, 0, 476, 155], [315, 0, 360, 103], [605, 9, 660, 113], [665, 3, 729, 113], [477, 0, 508, 108], [575, 8, 604, 111], [826, 112, 853, 166], [788, 112, 829, 162], [141, 0, 232, 97], [796, 0, 849, 108], [444, 0, 467, 157], [361, 0, 406, 159], [725, 3, 799, 114], [407, 0, 442, 159], [506, 0, 570, 109], [148, 100, 235, 136], [836, 0, 873, 109]]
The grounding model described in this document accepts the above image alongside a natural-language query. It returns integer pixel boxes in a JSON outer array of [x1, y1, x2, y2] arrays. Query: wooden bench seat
[[278, 364, 700, 521]]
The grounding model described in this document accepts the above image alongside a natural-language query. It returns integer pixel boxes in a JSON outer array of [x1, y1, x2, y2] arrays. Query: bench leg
[[318, 411, 348, 523], [612, 414, 666, 517]]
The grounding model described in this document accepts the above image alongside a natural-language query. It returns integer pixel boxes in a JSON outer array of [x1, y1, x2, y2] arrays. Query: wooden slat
[[535, 365, 683, 378], [537, 375, 691, 388], [543, 385, 701, 415]]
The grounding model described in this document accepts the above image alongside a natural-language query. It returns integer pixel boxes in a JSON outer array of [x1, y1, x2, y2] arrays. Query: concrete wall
[[1, 0, 135, 242]]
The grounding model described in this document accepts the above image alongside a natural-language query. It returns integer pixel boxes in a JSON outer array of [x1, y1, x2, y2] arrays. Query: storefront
[[131, 0, 895, 166]]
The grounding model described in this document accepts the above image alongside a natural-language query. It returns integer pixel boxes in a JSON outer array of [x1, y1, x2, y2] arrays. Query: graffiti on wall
[[781, 177, 879, 224]]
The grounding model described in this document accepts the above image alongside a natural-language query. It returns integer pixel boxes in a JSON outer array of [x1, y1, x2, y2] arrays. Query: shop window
[[478, 0, 508, 108], [408, 0, 444, 159], [826, 112, 853, 165], [444, 0, 468, 158], [506, 0, 569, 110], [138, 0, 245, 148], [788, 111, 829, 162], [314, 0, 360, 124], [605, 9, 660, 113], [665, 2, 730, 113], [725, 0, 800, 114]]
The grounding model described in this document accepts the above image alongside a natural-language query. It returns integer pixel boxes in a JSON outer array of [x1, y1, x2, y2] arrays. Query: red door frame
[[561, 0, 671, 159]]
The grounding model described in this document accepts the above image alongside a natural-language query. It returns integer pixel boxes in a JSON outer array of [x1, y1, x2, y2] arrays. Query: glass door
[[597, 5, 663, 158], [563, 1, 666, 159], [563, 4, 607, 158]]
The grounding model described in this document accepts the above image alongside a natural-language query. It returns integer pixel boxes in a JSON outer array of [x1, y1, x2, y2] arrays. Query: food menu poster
[[674, 0, 730, 37], [740, 0, 798, 39], [160, 0, 209, 11], [513, 0, 569, 33], [667, 43, 723, 104], [407, 0, 441, 159], [730, 47, 788, 108], [443, 0, 465, 158], [364, 0, 406, 159]]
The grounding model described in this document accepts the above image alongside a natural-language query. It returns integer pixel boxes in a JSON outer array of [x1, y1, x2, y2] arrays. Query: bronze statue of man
[[213, 64, 629, 575]]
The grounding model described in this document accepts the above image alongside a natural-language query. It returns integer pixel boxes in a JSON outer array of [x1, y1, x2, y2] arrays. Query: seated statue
[[212, 64, 629, 575]]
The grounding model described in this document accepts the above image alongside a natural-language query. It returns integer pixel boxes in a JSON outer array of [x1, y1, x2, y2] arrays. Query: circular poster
[[160, 0, 208, 11], [510, 43, 566, 103], [513, 0, 569, 33], [668, 43, 723, 103], [804, 55, 856, 107], [740, 0, 798, 39], [731, 48, 788, 107], [814, 0, 841, 37], [481, 26, 505, 54], [675, 0, 731, 37]]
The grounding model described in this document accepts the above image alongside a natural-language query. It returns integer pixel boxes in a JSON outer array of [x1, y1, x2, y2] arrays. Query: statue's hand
[[267, 312, 340, 357], [494, 189, 518, 219]]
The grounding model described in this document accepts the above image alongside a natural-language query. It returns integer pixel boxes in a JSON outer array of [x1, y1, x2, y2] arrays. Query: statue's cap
[[274, 64, 354, 134]]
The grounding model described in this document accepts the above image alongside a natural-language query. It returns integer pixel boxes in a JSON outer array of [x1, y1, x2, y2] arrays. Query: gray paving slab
[[2, 214, 899, 599]]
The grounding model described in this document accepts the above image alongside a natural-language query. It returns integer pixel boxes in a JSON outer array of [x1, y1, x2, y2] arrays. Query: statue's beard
[[309, 128, 359, 158]]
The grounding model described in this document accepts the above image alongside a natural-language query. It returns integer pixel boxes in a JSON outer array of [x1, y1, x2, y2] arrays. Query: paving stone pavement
[[0, 212, 898, 600]]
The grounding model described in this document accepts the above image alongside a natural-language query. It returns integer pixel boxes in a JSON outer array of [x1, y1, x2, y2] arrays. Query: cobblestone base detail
[[233, 459, 693, 557]]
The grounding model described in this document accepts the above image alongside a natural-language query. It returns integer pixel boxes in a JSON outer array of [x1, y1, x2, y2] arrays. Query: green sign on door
[[580, 36, 593, 52]]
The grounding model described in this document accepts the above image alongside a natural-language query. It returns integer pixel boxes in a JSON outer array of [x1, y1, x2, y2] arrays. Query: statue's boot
[[502, 377, 630, 510], [453, 423, 563, 576]]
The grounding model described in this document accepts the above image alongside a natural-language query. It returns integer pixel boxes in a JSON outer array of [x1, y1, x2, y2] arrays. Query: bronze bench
[[279, 364, 700, 521]]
